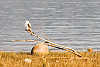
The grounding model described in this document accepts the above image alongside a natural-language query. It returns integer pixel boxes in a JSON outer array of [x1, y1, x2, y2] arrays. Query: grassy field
[[0, 51, 100, 67]]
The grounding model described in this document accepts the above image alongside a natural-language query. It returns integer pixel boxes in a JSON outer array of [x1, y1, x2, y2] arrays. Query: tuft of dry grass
[[0, 51, 100, 67]]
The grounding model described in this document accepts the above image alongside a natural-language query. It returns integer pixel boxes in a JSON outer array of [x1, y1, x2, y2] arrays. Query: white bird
[[25, 20, 31, 31]]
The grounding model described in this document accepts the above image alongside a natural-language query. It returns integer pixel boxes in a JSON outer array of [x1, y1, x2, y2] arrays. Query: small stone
[[24, 59, 32, 63], [56, 60, 59, 62], [87, 48, 93, 52]]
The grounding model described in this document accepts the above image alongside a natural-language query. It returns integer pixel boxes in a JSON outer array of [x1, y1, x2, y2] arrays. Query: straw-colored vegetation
[[0, 51, 99, 67]]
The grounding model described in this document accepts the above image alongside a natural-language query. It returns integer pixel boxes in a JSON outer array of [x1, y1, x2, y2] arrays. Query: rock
[[24, 59, 32, 63], [31, 43, 49, 55]]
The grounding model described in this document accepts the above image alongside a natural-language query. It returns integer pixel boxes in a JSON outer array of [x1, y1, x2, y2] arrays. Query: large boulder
[[31, 43, 49, 55]]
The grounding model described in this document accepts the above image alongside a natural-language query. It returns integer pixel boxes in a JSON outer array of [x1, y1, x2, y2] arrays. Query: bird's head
[[25, 20, 31, 30]]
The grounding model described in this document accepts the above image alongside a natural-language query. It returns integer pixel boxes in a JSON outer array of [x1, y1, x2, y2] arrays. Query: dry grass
[[0, 51, 100, 67]]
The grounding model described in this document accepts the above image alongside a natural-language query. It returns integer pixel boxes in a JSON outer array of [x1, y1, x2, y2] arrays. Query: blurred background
[[0, 0, 100, 52]]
